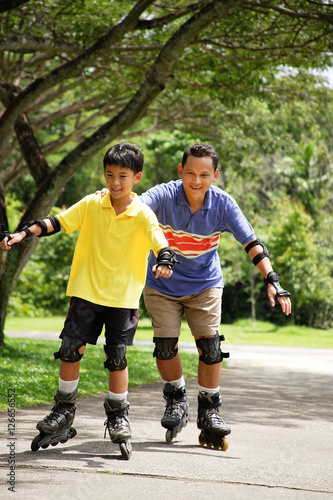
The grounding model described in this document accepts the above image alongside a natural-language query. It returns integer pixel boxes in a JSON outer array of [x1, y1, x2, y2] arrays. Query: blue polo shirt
[[140, 180, 255, 296]]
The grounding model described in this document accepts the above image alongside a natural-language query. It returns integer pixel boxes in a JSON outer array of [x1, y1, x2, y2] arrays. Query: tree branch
[[14, 113, 51, 186], [0, 0, 155, 149], [0, 0, 30, 13]]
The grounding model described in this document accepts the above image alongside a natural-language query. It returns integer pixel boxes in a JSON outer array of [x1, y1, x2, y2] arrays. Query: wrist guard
[[264, 271, 291, 297], [156, 247, 180, 270], [245, 238, 269, 266], [8, 225, 34, 245], [0, 224, 12, 243]]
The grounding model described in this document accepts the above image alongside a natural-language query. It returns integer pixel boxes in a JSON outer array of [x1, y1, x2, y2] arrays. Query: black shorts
[[60, 297, 138, 346]]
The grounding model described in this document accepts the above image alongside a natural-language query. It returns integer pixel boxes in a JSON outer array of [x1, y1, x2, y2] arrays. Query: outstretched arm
[[244, 238, 291, 316], [0, 217, 61, 250]]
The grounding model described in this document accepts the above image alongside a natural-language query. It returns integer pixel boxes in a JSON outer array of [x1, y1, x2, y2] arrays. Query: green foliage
[[267, 198, 333, 328], [2, 1, 333, 331]]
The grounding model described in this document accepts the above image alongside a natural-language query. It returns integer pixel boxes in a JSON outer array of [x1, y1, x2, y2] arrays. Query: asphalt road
[[1, 331, 332, 499]]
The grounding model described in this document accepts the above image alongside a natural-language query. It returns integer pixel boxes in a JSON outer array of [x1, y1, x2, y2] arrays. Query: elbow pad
[[245, 238, 269, 266], [29, 216, 61, 237]]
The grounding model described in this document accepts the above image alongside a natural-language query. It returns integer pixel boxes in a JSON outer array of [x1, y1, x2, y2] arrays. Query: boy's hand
[[0, 230, 26, 249], [0, 234, 12, 249], [152, 264, 173, 279]]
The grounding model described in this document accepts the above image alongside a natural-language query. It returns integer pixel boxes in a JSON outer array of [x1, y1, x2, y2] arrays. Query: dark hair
[[182, 143, 219, 171], [103, 142, 144, 173]]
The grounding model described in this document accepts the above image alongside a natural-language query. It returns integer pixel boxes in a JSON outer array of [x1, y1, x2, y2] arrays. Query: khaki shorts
[[143, 286, 222, 338]]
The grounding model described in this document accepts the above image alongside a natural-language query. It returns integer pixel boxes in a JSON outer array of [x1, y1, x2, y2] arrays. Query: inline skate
[[161, 383, 189, 443], [31, 389, 77, 451], [197, 391, 230, 451], [104, 398, 132, 460]]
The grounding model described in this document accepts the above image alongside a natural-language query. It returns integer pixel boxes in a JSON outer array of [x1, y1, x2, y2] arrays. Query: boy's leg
[[32, 298, 102, 451], [103, 308, 138, 458]]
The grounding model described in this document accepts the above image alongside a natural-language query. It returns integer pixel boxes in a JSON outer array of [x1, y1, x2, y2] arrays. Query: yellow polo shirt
[[57, 192, 167, 308]]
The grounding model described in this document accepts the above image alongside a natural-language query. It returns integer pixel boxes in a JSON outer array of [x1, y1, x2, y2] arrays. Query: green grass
[[5, 316, 333, 349], [2, 316, 332, 410], [0, 337, 198, 410]]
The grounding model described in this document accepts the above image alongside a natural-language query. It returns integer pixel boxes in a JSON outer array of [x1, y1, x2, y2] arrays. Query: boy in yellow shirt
[[1, 142, 177, 459]]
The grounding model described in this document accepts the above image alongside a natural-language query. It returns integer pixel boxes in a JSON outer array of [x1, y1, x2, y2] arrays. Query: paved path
[[1, 332, 332, 499]]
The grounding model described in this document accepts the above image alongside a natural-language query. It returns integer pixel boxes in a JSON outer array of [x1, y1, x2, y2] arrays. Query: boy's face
[[178, 155, 219, 206], [104, 164, 142, 202]]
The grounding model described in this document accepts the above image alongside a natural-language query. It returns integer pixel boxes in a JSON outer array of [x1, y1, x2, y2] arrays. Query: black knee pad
[[54, 336, 86, 363], [153, 337, 178, 360], [104, 344, 127, 371], [195, 333, 229, 365]]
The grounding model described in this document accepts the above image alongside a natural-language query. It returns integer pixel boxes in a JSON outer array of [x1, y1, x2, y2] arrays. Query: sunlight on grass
[[5, 315, 333, 349]]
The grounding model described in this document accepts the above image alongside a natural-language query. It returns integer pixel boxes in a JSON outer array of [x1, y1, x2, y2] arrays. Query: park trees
[[1, 0, 333, 344]]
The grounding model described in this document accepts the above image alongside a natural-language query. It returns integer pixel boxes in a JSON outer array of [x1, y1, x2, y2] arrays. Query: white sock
[[163, 376, 185, 390], [59, 377, 79, 394], [198, 385, 219, 395], [108, 390, 128, 403]]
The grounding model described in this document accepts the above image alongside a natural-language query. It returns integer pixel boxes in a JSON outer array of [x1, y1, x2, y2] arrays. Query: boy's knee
[[104, 344, 127, 371], [54, 336, 86, 363]]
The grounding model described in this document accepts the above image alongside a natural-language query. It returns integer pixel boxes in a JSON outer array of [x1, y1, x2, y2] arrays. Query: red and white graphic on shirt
[[160, 224, 220, 258]]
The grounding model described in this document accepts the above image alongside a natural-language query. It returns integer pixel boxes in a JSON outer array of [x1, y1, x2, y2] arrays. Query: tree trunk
[[0, 0, 243, 345], [0, 238, 39, 345], [250, 274, 256, 327]]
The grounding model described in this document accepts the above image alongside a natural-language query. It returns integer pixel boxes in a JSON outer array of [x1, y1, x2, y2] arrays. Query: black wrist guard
[[8, 225, 34, 245], [0, 224, 12, 243], [245, 238, 269, 266], [264, 271, 291, 297], [156, 247, 180, 270]]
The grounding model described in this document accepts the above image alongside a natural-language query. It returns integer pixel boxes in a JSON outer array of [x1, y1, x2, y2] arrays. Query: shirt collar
[[101, 191, 141, 216]]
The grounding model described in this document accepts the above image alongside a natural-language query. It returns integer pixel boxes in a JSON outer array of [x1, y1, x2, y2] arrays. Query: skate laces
[[205, 407, 226, 425], [104, 414, 129, 438], [44, 407, 67, 424], [164, 398, 186, 418]]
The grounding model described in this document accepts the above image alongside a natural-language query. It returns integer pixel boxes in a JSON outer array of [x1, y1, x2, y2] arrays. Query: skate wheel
[[51, 442, 59, 446], [31, 434, 43, 452], [198, 431, 206, 446], [41, 443, 49, 449], [221, 437, 228, 451], [120, 440, 132, 460], [166, 429, 173, 444], [69, 427, 77, 439]]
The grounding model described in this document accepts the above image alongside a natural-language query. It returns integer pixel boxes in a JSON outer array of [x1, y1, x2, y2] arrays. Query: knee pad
[[153, 337, 178, 360], [54, 336, 85, 363], [104, 344, 127, 371], [195, 333, 229, 365]]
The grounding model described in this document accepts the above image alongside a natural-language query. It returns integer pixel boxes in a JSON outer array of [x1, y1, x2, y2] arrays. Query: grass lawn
[[0, 337, 198, 410], [5, 315, 333, 349], [2, 316, 331, 410]]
